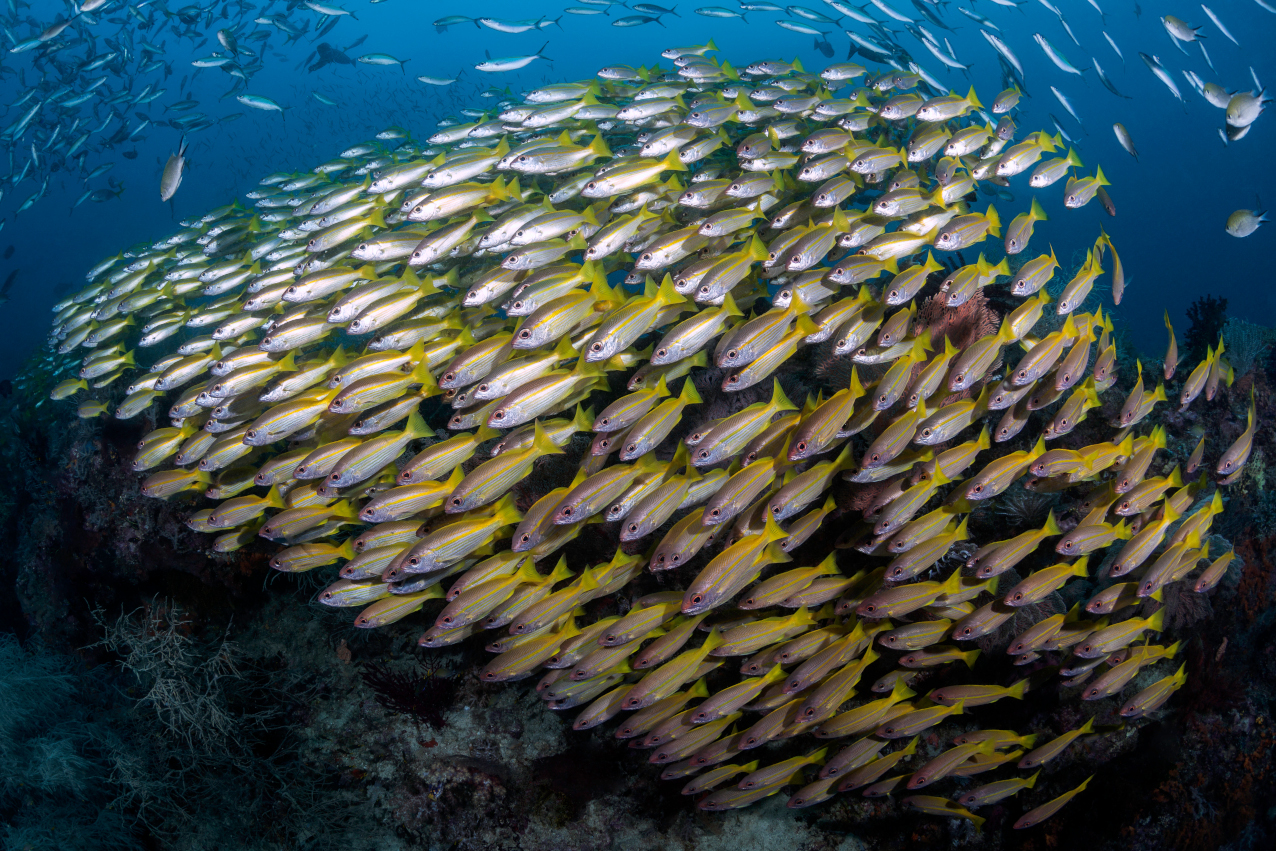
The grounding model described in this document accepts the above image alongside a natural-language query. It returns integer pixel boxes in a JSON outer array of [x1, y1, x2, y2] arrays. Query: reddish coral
[[916, 288, 1000, 354], [845, 477, 899, 514], [1233, 534, 1276, 624]]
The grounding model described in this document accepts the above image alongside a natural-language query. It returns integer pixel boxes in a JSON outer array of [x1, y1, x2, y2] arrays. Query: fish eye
[[451, 497, 462, 507], [670, 554, 681, 564], [518, 329, 531, 339]]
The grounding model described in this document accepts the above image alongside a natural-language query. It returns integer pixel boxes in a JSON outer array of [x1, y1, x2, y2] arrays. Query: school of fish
[[0, 0, 1268, 233], [37, 42, 1254, 832]]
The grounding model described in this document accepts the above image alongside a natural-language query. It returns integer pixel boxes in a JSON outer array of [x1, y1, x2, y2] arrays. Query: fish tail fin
[[984, 203, 1001, 237], [655, 273, 686, 309], [402, 410, 429, 441], [570, 404, 592, 434], [939, 569, 964, 597], [701, 627, 726, 654], [890, 680, 917, 703], [769, 378, 797, 413], [492, 493, 523, 527], [531, 420, 564, 457], [264, 484, 286, 509], [545, 556, 573, 585]]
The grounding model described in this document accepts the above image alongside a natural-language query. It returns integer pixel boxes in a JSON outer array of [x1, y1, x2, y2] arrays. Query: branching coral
[[360, 657, 458, 729], [92, 600, 245, 751], [995, 483, 1058, 529], [1185, 294, 1229, 365], [1222, 317, 1276, 379], [916, 288, 1001, 354]]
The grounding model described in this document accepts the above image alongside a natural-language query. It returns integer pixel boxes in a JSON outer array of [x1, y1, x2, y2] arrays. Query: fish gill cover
[[4, 0, 1276, 844]]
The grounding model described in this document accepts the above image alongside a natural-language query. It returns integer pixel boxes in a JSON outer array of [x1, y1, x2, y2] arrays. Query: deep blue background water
[[0, 0, 1272, 377]]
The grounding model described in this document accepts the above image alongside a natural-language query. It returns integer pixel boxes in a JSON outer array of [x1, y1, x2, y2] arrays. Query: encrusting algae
[[40, 48, 1250, 828]]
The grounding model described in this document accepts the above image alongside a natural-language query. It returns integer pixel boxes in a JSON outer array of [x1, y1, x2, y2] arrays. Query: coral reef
[[1222, 318, 1276, 379], [2, 362, 1276, 848], [917, 288, 1001, 355], [0, 616, 392, 851], [4, 48, 1276, 851], [995, 483, 1058, 530]]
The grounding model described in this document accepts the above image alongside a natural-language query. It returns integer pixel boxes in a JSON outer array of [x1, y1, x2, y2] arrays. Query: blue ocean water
[[0, 0, 1272, 375]]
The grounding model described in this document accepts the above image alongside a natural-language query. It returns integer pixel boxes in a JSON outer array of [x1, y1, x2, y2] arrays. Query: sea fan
[[360, 657, 457, 729]]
